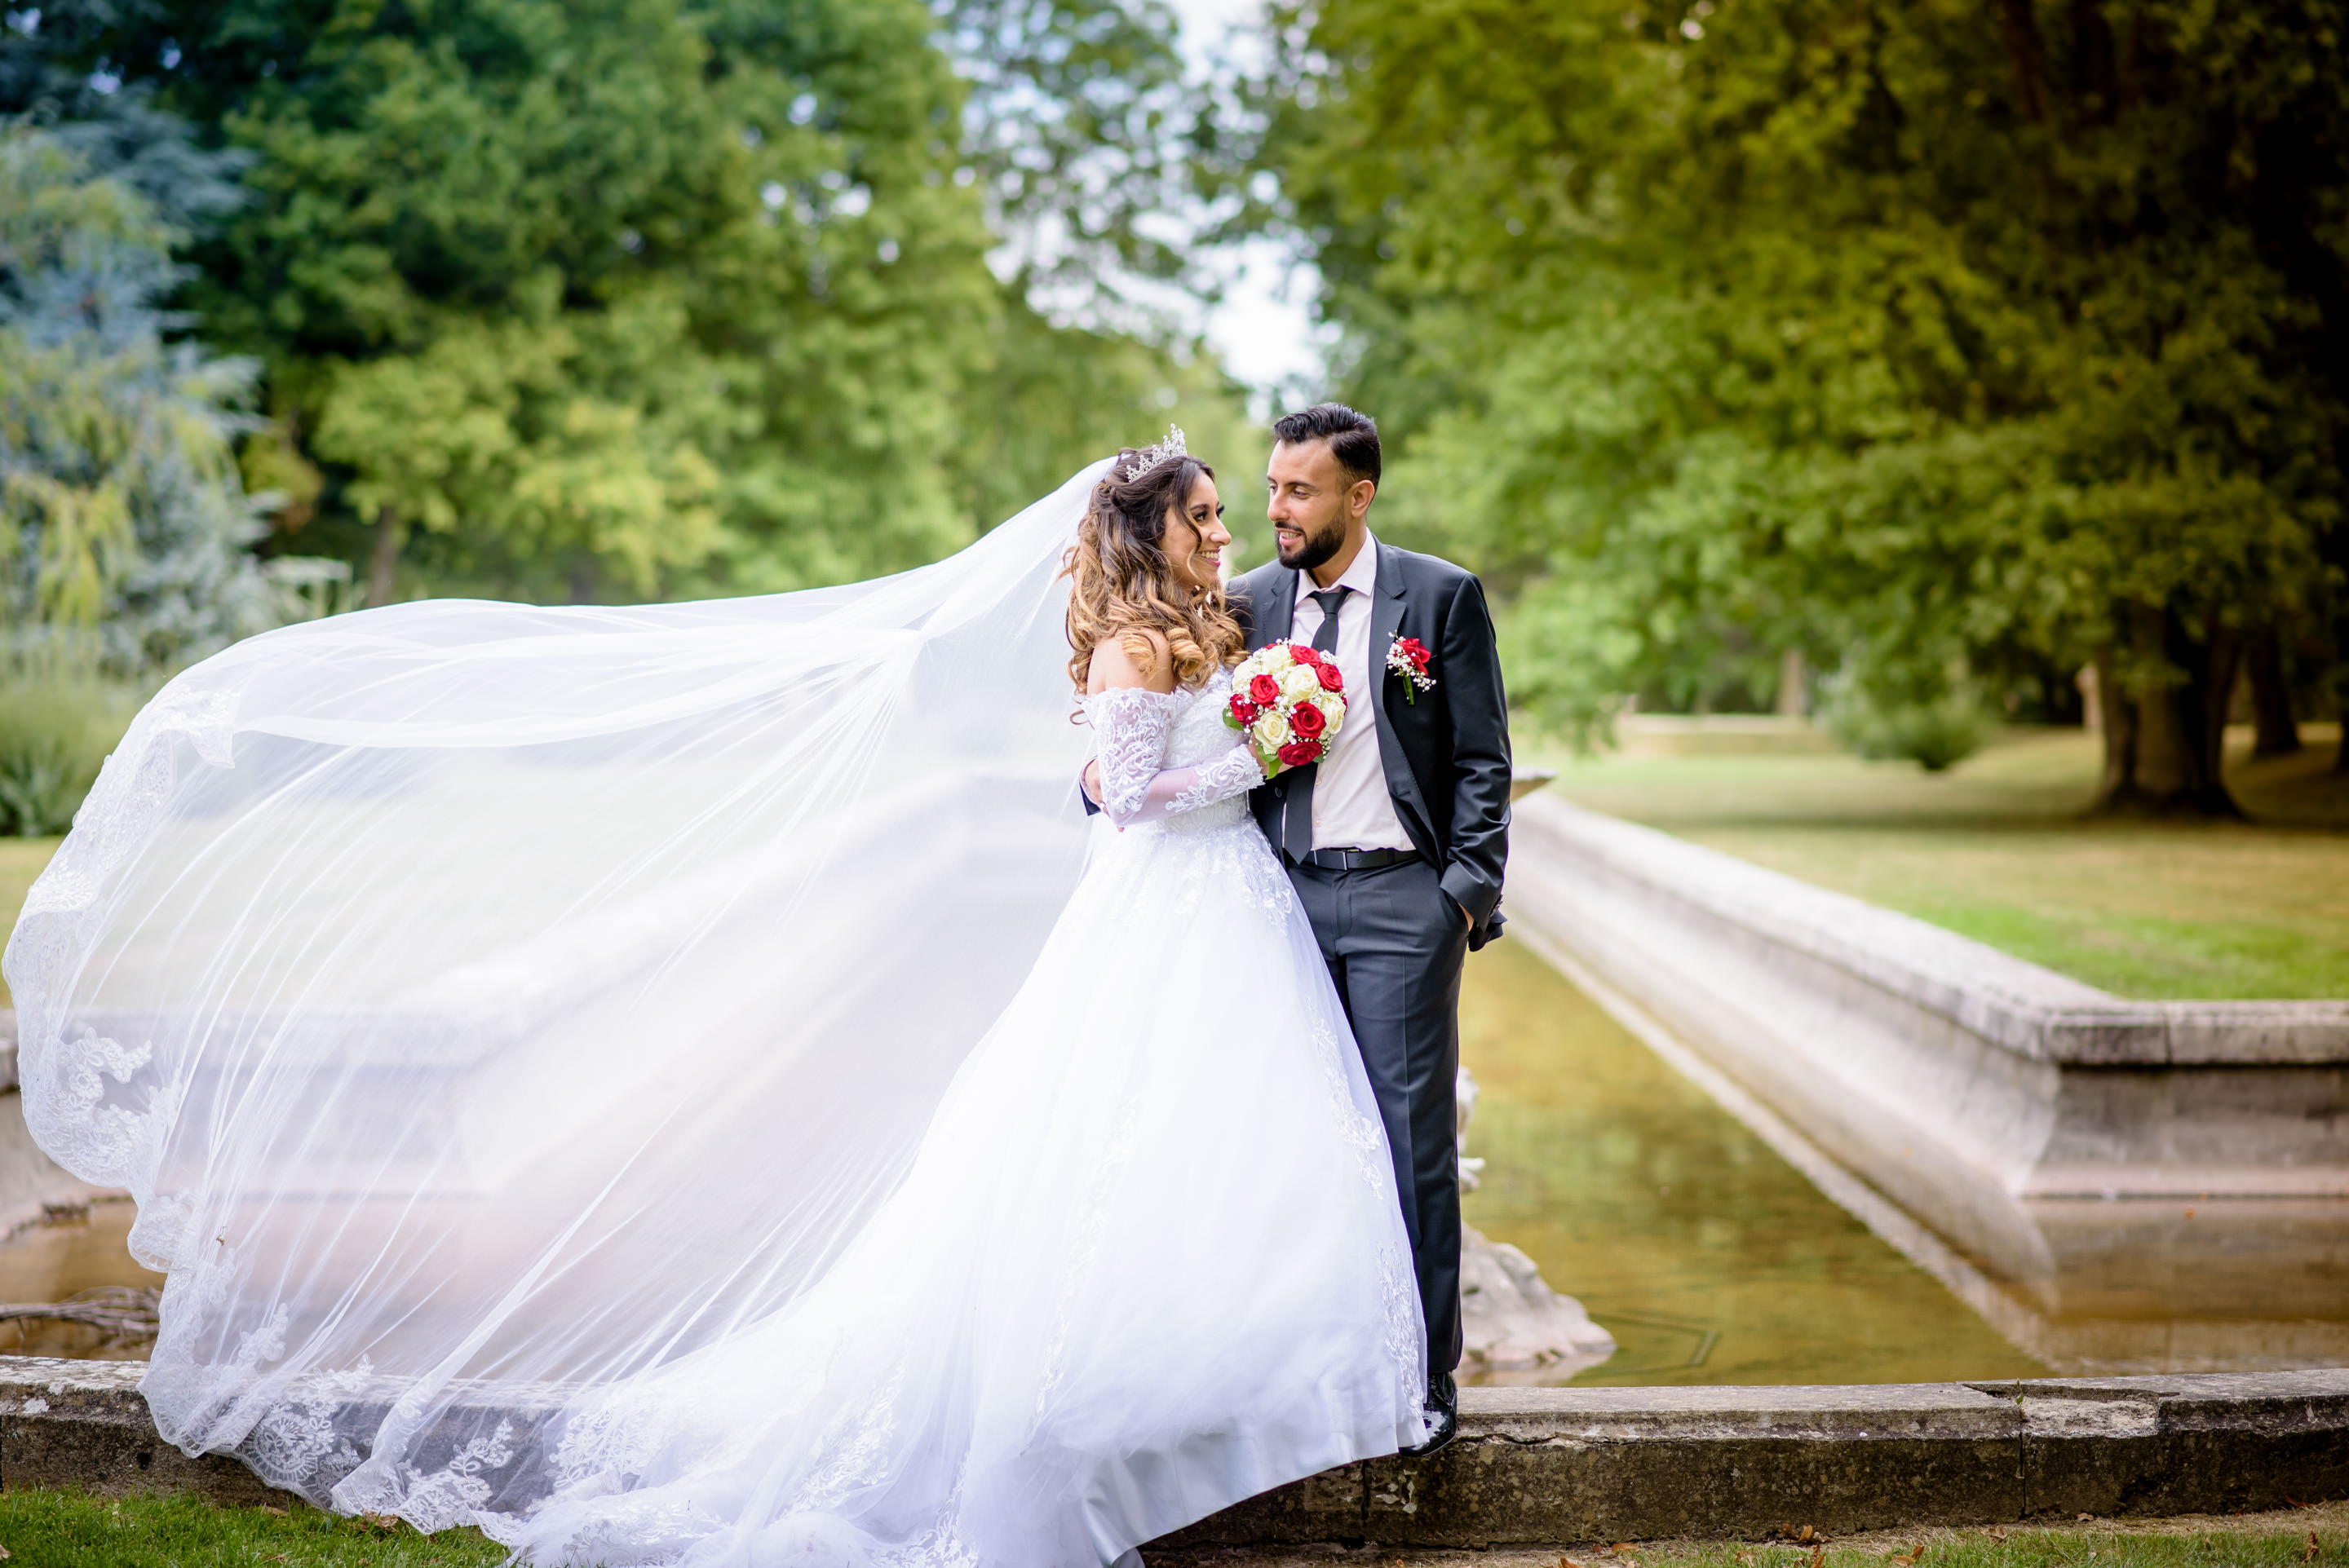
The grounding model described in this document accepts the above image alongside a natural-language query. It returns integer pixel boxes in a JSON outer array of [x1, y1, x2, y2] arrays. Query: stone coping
[[1515, 796, 2349, 1066], [2, 1358, 2342, 1543]]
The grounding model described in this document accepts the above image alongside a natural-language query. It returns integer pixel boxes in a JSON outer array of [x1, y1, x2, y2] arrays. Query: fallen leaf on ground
[[1612, 1545, 1637, 1556], [259, 1504, 287, 1515], [2306, 1530, 2320, 1561], [1800, 1525, 1816, 1543], [1809, 1547, 1825, 1568], [2078, 1513, 2095, 1522], [1559, 1557, 1586, 1567]]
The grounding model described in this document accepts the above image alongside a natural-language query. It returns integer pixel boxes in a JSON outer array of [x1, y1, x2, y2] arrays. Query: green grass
[[0, 1487, 507, 1566], [10, 1491, 2342, 1568], [1524, 722, 2349, 1000]]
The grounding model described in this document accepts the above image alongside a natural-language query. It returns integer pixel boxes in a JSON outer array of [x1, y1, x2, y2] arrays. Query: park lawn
[[2, 1493, 2339, 1568], [1523, 723, 2349, 1001], [0, 1486, 507, 1566]]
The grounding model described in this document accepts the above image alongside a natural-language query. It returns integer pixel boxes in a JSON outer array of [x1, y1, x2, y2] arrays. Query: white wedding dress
[[1, 461, 1425, 1567], [487, 672, 1427, 1565]]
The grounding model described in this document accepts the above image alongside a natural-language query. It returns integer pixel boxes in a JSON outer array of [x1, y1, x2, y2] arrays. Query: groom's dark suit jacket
[[1228, 541, 1511, 949]]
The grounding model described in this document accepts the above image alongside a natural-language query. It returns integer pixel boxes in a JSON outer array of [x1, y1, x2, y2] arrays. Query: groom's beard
[[1276, 517, 1345, 573]]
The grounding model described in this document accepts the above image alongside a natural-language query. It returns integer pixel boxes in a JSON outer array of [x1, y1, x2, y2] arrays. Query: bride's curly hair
[[1064, 450, 1245, 694]]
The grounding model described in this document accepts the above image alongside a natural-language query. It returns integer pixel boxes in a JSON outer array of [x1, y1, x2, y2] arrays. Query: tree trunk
[[1775, 648, 1807, 717], [2089, 603, 2245, 816], [365, 506, 402, 608], [1996, 0, 2050, 122], [2242, 625, 2301, 758]]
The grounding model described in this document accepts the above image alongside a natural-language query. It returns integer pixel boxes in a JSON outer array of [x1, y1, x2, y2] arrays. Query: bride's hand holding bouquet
[[1226, 640, 1347, 778]]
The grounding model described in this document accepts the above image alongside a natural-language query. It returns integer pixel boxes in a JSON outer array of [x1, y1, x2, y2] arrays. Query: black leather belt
[[1292, 846, 1421, 872]]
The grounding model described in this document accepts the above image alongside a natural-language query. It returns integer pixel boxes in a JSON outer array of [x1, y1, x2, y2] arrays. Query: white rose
[[1280, 665, 1320, 702], [1254, 710, 1292, 747], [1313, 692, 1345, 738]]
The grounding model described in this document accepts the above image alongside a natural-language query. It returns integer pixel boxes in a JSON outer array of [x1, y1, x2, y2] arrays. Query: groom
[[1236, 405, 1510, 1455]]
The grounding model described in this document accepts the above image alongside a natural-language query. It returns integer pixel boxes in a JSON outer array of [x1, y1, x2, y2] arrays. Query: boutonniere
[[1386, 636, 1436, 704]]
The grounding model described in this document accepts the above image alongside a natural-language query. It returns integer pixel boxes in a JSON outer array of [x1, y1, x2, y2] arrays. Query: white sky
[[1163, 0, 1330, 404]]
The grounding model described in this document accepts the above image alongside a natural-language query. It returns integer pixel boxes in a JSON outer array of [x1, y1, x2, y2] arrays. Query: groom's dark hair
[[1273, 404, 1380, 488]]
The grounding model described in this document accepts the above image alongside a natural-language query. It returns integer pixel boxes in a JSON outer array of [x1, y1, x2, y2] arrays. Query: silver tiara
[[1118, 425, 1187, 483]]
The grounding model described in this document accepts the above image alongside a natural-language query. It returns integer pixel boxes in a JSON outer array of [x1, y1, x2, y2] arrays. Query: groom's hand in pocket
[[1082, 760, 1102, 806]]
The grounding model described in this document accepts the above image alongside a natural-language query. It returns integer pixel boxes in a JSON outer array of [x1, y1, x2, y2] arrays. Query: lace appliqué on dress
[[1165, 743, 1261, 818], [1081, 680, 1262, 831]]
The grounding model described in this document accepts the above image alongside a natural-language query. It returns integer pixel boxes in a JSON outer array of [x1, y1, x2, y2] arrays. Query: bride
[[2, 440, 1427, 1566]]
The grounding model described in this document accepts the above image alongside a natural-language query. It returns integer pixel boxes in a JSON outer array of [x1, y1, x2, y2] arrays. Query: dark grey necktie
[[1280, 586, 1351, 861]]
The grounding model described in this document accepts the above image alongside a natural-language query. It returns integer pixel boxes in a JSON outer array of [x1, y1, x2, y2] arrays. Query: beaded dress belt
[[1291, 846, 1421, 871]]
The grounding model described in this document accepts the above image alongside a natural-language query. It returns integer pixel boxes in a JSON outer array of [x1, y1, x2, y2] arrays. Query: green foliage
[[0, 638, 140, 837], [951, 293, 1257, 532], [198, 0, 998, 599], [1817, 648, 1997, 771], [0, 125, 294, 669], [1255, 0, 2348, 788], [1, 0, 1245, 610]]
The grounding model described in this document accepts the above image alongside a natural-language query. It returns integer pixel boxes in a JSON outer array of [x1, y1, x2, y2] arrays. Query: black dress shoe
[[1397, 1371, 1458, 1458]]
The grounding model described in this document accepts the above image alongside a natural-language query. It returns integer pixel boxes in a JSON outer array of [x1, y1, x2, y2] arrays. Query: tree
[[0, 124, 290, 668], [8, 0, 1249, 606], [1256, 0, 2347, 811]]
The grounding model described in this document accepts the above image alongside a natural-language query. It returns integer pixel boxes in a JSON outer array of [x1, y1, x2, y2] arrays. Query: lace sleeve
[[1080, 689, 1265, 829]]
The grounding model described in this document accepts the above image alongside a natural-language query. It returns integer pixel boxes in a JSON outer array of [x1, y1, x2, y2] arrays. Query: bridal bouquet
[[1226, 641, 1347, 777]]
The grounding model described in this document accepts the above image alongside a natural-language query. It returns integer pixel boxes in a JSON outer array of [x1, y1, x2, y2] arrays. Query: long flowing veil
[[2, 462, 1111, 1523]]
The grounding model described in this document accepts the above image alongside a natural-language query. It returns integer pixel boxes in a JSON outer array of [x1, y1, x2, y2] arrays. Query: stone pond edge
[[0, 1359, 2342, 1544], [1509, 796, 2349, 1068]]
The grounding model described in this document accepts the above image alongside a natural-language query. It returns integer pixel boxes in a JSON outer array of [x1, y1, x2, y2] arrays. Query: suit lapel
[[1365, 541, 1434, 850], [1259, 565, 1298, 649], [1368, 541, 1406, 748]]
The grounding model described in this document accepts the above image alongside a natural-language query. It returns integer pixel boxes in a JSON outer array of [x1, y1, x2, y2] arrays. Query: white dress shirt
[[1290, 535, 1413, 852]]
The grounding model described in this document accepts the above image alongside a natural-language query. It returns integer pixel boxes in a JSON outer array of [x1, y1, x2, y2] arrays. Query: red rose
[[1316, 663, 1344, 692], [1290, 701, 1327, 739], [1228, 695, 1259, 726], [1290, 643, 1324, 667], [1393, 637, 1431, 670], [1277, 739, 1321, 768], [1249, 673, 1282, 705]]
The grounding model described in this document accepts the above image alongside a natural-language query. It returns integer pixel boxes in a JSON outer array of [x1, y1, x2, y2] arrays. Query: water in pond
[[0, 1200, 161, 1361], [1457, 939, 2050, 1386]]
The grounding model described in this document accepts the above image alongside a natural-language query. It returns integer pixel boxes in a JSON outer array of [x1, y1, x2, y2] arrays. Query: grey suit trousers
[[1288, 854, 1467, 1377]]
